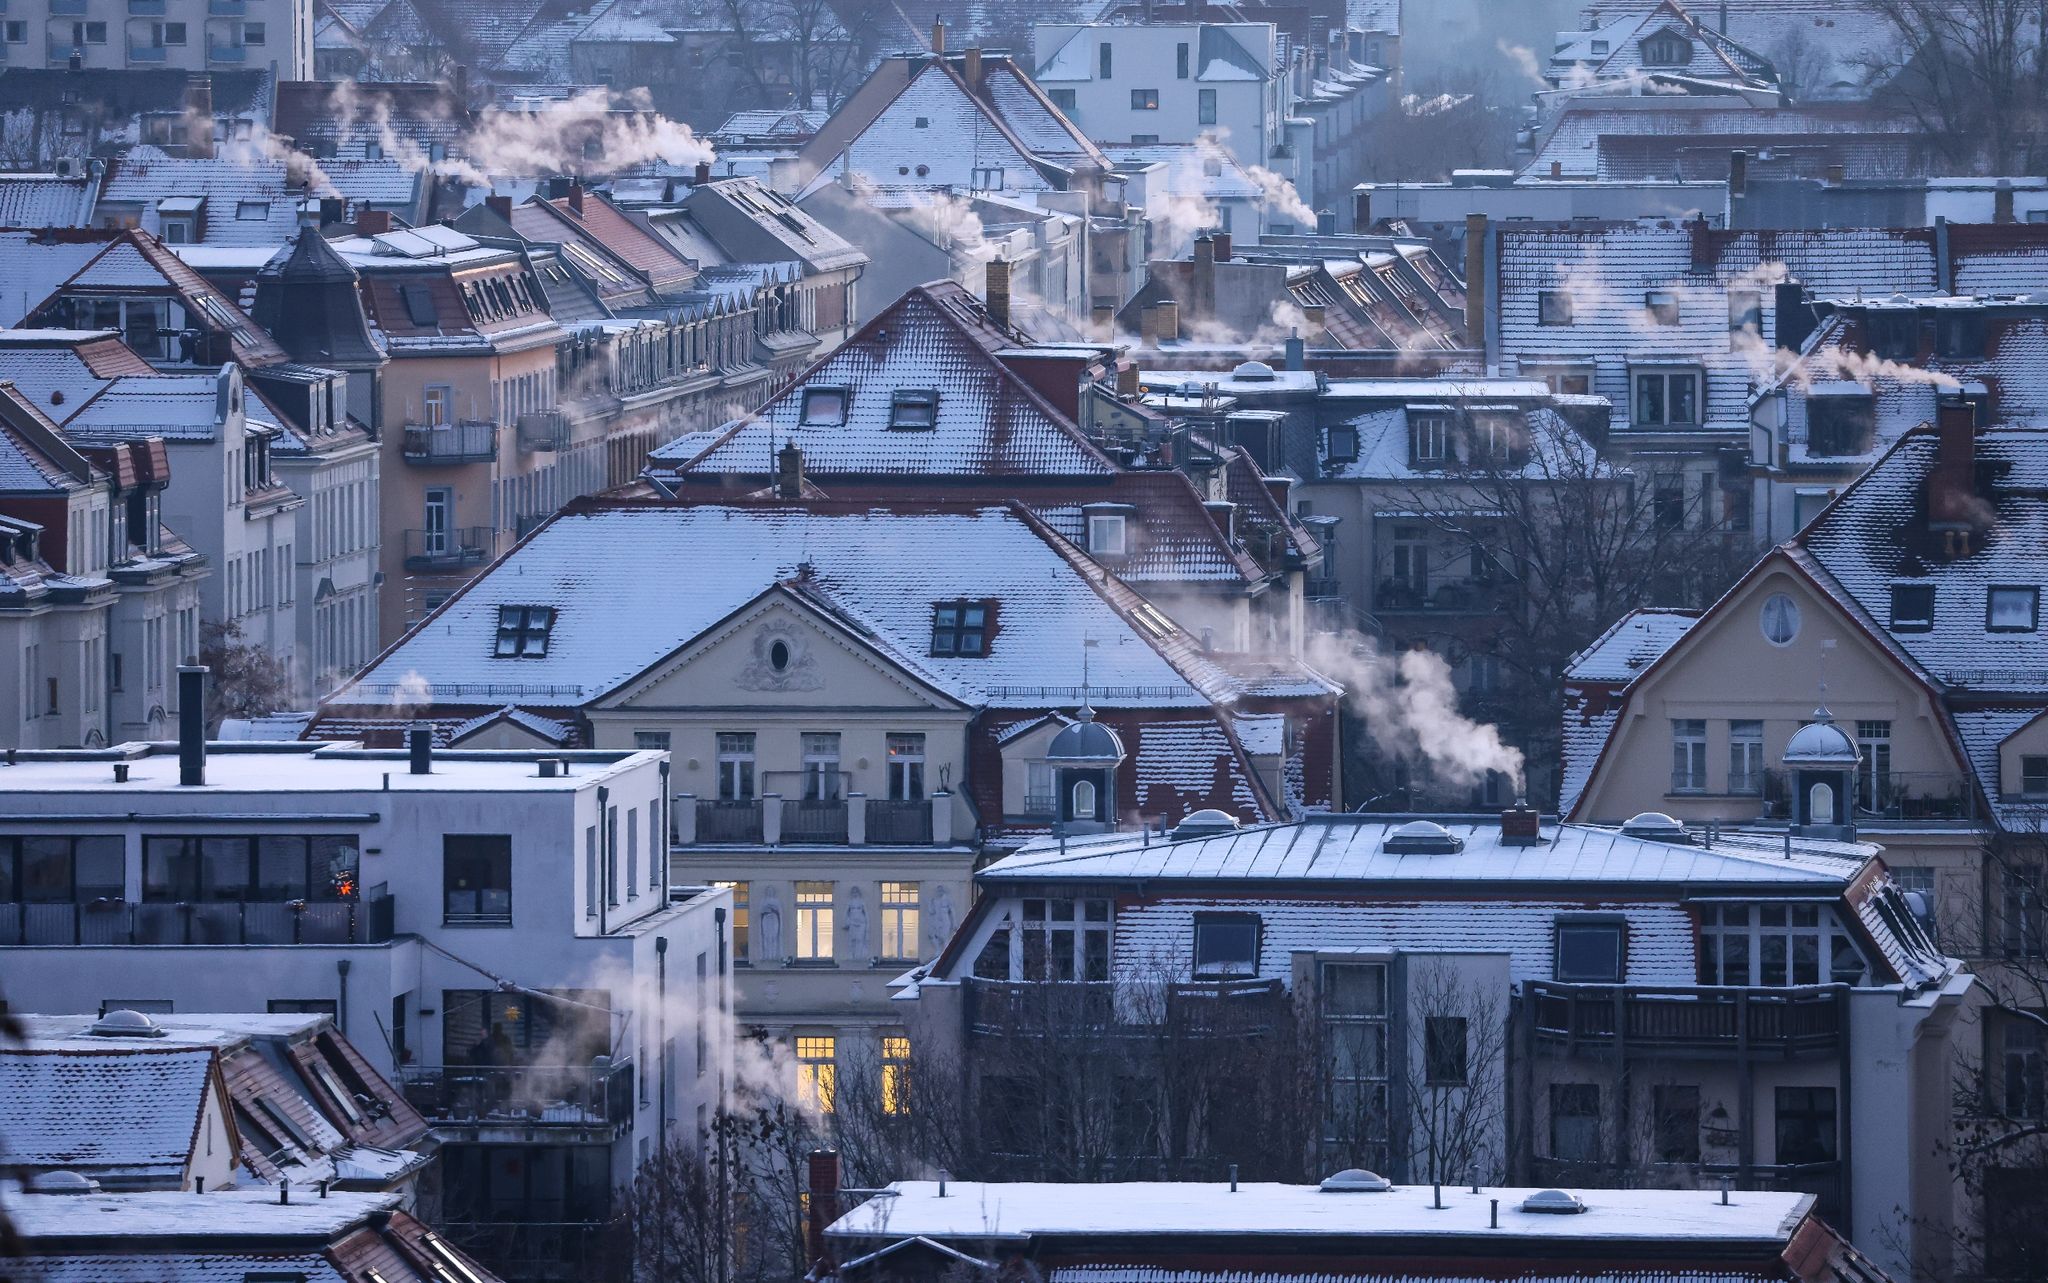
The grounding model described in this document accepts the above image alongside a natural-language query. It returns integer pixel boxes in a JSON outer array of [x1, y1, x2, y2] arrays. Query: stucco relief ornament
[[845, 885, 870, 957], [758, 885, 784, 960], [736, 624, 825, 691]]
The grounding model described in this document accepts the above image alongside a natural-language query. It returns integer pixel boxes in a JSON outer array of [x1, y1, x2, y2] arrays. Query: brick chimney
[[1153, 298, 1179, 342], [776, 440, 804, 499], [1688, 215, 1715, 274], [1462, 212, 1487, 353], [984, 258, 1011, 328], [567, 182, 585, 216], [805, 1150, 841, 1274], [1501, 802, 1540, 845], [1192, 234, 1216, 319], [1212, 230, 1232, 263], [1116, 358, 1139, 396], [485, 194, 512, 221], [1995, 179, 2016, 224], [355, 208, 392, 236], [931, 16, 945, 53], [694, 160, 712, 186], [1928, 395, 1982, 534], [963, 46, 984, 89], [184, 74, 215, 160]]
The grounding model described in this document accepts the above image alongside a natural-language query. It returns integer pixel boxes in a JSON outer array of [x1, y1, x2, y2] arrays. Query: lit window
[[1554, 920, 1623, 982], [881, 1032, 911, 1115], [1537, 289, 1573, 325], [1890, 583, 1935, 632], [888, 389, 937, 430], [795, 1034, 835, 1112], [795, 881, 834, 961], [1193, 913, 1260, 976], [1131, 88, 1160, 110], [1643, 290, 1680, 325], [494, 606, 554, 657], [1989, 586, 2039, 633], [887, 734, 925, 800], [881, 882, 921, 960], [799, 386, 848, 425], [715, 880, 750, 962], [931, 600, 990, 656]]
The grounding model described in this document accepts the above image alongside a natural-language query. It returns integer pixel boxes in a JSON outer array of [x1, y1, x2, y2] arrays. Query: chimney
[[1139, 301, 1159, 348], [1688, 215, 1714, 274], [1825, 163, 1845, 186], [176, 665, 208, 786], [485, 194, 512, 221], [1212, 230, 1232, 263], [1204, 500, 1236, 541], [1352, 187, 1372, 231], [453, 64, 470, 105], [1728, 149, 1748, 199], [1928, 395, 1981, 532], [1315, 208, 1337, 235], [1501, 802, 1540, 845], [963, 47, 984, 89], [984, 258, 1011, 328], [1154, 298, 1179, 342], [1462, 212, 1487, 353], [408, 725, 433, 775], [1995, 179, 2016, 224], [1193, 235, 1216, 319], [184, 75, 215, 160], [931, 17, 945, 53], [1283, 332, 1305, 369], [777, 440, 804, 498], [1116, 358, 1139, 397], [805, 1150, 842, 1273], [1093, 301, 1116, 335], [355, 208, 392, 236], [567, 182, 585, 216], [1549, 159, 1562, 179], [694, 160, 712, 186], [1266, 476, 1290, 511]]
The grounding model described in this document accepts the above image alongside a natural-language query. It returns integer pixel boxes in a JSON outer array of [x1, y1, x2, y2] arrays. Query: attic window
[[1193, 913, 1261, 977], [1555, 920, 1624, 982], [1936, 312, 1985, 359], [1639, 31, 1691, 66], [914, 116, 930, 128], [1538, 289, 1573, 325], [236, 200, 270, 221], [1890, 583, 1935, 632], [1202, 156, 1223, 177], [800, 386, 849, 425], [1130, 601, 1175, 640], [1729, 288, 1762, 333], [1589, 39, 1609, 55], [1087, 512, 1129, 556], [1643, 290, 1680, 326], [495, 605, 555, 657], [1327, 422, 1359, 464], [400, 284, 438, 326], [931, 600, 991, 656], [1989, 586, 2039, 633], [888, 389, 938, 429]]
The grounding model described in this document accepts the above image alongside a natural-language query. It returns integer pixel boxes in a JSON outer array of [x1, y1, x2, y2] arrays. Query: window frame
[[1632, 367, 1701, 427], [1192, 912, 1261, 978], [798, 385, 850, 426], [1423, 1014, 1469, 1086], [794, 880, 835, 962], [930, 599, 992, 657], [887, 388, 938, 430], [494, 605, 555, 658], [1537, 288, 1574, 326], [1989, 586, 2040, 634], [1643, 290, 1681, 326], [441, 834, 513, 926], [1130, 88, 1160, 110], [1553, 918, 1625, 983], [1890, 583, 1936, 632]]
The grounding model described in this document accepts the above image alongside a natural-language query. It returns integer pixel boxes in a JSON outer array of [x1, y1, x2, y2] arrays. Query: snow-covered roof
[[1566, 608, 1701, 682], [3, 1187, 402, 1241], [0, 233, 119, 326], [3, 1255, 348, 1283], [0, 742, 656, 794], [828, 1180, 1815, 1244], [1953, 708, 2048, 833], [0, 1046, 213, 1177], [0, 174, 97, 229]]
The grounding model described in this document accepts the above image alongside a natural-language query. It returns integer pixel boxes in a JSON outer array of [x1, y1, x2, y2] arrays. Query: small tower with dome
[[1782, 706, 1861, 838], [1043, 706, 1126, 834]]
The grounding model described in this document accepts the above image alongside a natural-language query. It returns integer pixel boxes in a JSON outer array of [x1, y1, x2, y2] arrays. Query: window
[[1856, 720, 1892, 813], [795, 881, 834, 961], [1327, 422, 1359, 463], [799, 386, 848, 425], [1131, 89, 1160, 110], [400, 285, 438, 327], [1016, 897, 1111, 981], [1728, 288, 1761, 333], [717, 880, 749, 962], [1408, 412, 1449, 464], [1760, 592, 1801, 645], [1653, 1085, 1701, 1162], [801, 733, 841, 800], [1538, 289, 1574, 325], [795, 1034, 835, 1112], [1807, 391, 1875, 456], [442, 835, 512, 925], [886, 734, 925, 800], [1729, 720, 1764, 794], [1990, 586, 2040, 633], [1867, 311, 1918, 361], [881, 882, 920, 960], [1555, 920, 1623, 982], [1049, 88, 1076, 112], [1671, 718, 1707, 793], [234, 198, 268, 221], [0, 836, 124, 903], [1098, 41, 1111, 78], [633, 731, 671, 751], [1321, 962, 1389, 1163], [1639, 30, 1690, 66], [242, 20, 265, 43], [2000, 1015, 2046, 1119], [1936, 311, 1985, 359], [1891, 865, 1939, 939], [494, 605, 554, 657], [930, 600, 990, 656], [716, 732, 755, 800], [2, 21, 24, 42], [1198, 88, 1217, 124], [1088, 512, 1128, 555], [141, 836, 357, 904], [80, 20, 108, 42], [1885, 583, 1935, 632], [1192, 913, 1260, 976], [888, 389, 937, 429], [1774, 1086, 1837, 1163], [1643, 290, 1680, 325], [1633, 369, 1699, 426], [1423, 1016, 1468, 1085], [1550, 1083, 1601, 1162], [1698, 902, 1863, 985], [973, 167, 1005, 190], [913, 115, 929, 128], [1176, 41, 1189, 78], [2024, 756, 2048, 799], [881, 1032, 912, 1114]]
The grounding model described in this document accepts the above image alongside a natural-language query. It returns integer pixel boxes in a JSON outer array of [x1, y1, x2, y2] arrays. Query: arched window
[[1809, 782, 1835, 825], [1072, 779, 1098, 820]]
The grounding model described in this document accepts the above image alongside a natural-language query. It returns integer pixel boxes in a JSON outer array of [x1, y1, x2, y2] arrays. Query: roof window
[[931, 599, 992, 657], [1383, 820, 1463, 854], [1643, 290, 1679, 326], [1554, 919, 1623, 982], [1538, 288, 1573, 326], [235, 199, 271, 221], [1193, 912, 1261, 977], [400, 283, 438, 327], [1890, 583, 1935, 632], [495, 605, 555, 657], [1087, 510, 1129, 557], [888, 389, 938, 430], [800, 385, 849, 426], [1989, 586, 2039, 633]]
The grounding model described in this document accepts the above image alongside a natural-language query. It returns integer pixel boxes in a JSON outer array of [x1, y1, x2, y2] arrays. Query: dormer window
[[1989, 586, 2039, 633], [1936, 312, 1985, 359], [1728, 288, 1762, 333], [495, 605, 555, 657], [1589, 39, 1609, 55], [800, 386, 849, 425], [2023, 755, 2048, 798], [1867, 312, 1918, 361], [1639, 30, 1691, 67], [1193, 913, 1260, 977], [1554, 919, 1624, 982], [931, 600, 991, 656], [400, 284, 437, 326], [1644, 290, 1680, 326], [235, 200, 270, 221], [1087, 511, 1128, 556], [888, 389, 938, 429], [1537, 288, 1573, 326], [1806, 387, 1874, 457], [1327, 422, 1359, 463], [1890, 583, 1935, 632], [1409, 411, 1450, 465]]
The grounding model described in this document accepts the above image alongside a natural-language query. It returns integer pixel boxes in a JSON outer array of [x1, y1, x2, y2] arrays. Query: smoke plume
[[1308, 635, 1525, 795]]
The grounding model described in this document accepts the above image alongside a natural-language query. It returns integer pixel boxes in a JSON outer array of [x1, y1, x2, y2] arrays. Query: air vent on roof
[[29, 1170, 101, 1194], [1382, 820, 1463, 854], [1619, 811, 1690, 843], [1521, 1189, 1586, 1214], [1172, 808, 1240, 840], [1231, 360, 1277, 382], [1319, 1168, 1391, 1192], [90, 1009, 168, 1038]]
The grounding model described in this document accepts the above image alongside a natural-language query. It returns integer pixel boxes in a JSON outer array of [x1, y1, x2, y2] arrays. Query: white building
[[0, 709, 733, 1279]]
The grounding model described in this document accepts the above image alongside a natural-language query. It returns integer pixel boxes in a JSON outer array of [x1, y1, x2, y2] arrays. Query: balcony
[[126, 44, 168, 62], [402, 526, 491, 574], [0, 893, 394, 946], [207, 41, 246, 62], [964, 976, 1285, 1039], [50, 0, 86, 12], [207, 0, 245, 11], [397, 1059, 633, 1130], [1756, 769, 1977, 823], [1373, 578, 1507, 616], [696, 799, 763, 843], [516, 409, 570, 453], [782, 797, 847, 844], [866, 798, 932, 844], [403, 421, 497, 465], [1526, 981, 1845, 1057]]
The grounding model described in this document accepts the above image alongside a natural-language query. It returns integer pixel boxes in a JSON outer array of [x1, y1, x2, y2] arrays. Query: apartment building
[[4, 0, 312, 79], [1031, 22, 1286, 160], [0, 716, 732, 1281]]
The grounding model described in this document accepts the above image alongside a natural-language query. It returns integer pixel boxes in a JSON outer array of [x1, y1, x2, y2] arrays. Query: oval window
[[1759, 592, 1800, 646], [769, 640, 791, 671]]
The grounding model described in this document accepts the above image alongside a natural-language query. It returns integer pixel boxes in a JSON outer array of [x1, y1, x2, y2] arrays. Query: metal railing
[[964, 976, 1285, 1038], [402, 421, 497, 465], [402, 526, 491, 573], [697, 799, 762, 843], [516, 409, 571, 453], [126, 45, 169, 62], [398, 1059, 633, 1129], [206, 42, 248, 62], [1527, 982, 1845, 1054], [1374, 577, 1506, 614], [0, 892, 393, 946], [1756, 769, 1977, 822], [781, 798, 847, 844], [207, 0, 246, 11], [866, 798, 932, 844]]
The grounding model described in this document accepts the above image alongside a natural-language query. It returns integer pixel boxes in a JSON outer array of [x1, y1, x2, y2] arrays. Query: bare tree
[[197, 617, 293, 730], [1398, 963, 1509, 1188], [710, 0, 881, 113], [615, 1133, 731, 1283], [1859, 0, 2046, 171]]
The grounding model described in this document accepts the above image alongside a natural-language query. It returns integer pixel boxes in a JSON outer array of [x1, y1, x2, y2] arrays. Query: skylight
[[801, 386, 850, 426], [888, 389, 938, 430], [495, 605, 555, 657], [931, 600, 990, 656]]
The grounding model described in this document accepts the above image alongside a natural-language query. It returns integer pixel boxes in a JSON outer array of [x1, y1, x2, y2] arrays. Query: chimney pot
[[408, 725, 433, 775]]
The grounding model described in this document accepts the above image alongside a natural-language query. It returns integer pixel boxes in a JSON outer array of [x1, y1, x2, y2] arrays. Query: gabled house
[[1561, 0, 1911, 102], [1548, 0, 1780, 97]]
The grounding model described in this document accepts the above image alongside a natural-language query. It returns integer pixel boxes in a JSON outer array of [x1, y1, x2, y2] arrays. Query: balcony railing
[[402, 526, 491, 573], [964, 976, 1285, 1038], [1526, 981, 1844, 1055], [128, 0, 167, 11], [1375, 578, 1506, 615], [697, 799, 763, 843], [402, 421, 497, 465], [0, 892, 394, 946], [866, 798, 932, 844], [398, 1059, 633, 1129], [1756, 769, 1976, 822], [126, 45, 168, 62], [516, 409, 570, 453], [51, 0, 87, 12], [207, 42, 247, 62], [207, 0, 246, 11], [782, 798, 847, 844]]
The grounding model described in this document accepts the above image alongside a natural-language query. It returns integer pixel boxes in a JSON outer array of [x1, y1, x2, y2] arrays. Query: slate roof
[[677, 179, 869, 274], [0, 1047, 213, 1178], [1566, 608, 1702, 682], [62, 376, 232, 444], [654, 283, 1117, 479], [0, 232, 119, 327], [0, 175, 98, 229], [98, 148, 419, 248]]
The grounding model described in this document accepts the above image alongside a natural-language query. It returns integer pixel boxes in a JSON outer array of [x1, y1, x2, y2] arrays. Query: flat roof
[[0, 744, 657, 798], [14, 1011, 328, 1050], [827, 1181, 1812, 1245], [5, 1188, 400, 1241]]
